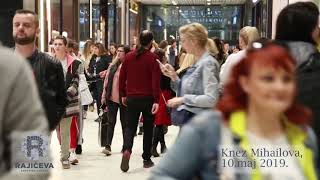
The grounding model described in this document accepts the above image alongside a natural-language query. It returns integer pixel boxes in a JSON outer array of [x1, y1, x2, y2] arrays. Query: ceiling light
[[172, 0, 177, 5], [252, 0, 258, 3]]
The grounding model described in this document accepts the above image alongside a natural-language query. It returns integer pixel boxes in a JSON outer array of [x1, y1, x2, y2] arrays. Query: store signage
[[130, 0, 139, 14], [174, 8, 227, 25]]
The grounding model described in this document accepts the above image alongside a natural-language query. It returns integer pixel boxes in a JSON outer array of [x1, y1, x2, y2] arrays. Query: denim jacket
[[171, 52, 220, 114], [149, 110, 319, 180]]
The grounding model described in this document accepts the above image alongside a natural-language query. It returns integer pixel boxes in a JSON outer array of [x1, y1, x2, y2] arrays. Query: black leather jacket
[[27, 50, 67, 131]]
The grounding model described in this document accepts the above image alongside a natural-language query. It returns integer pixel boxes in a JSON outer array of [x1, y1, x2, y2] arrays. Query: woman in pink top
[[101, 45, 131, 155]]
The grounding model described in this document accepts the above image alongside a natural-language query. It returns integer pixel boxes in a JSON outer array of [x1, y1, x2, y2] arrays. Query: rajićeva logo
[[15, 133, 53, 171], [21, 134, 49, 161]]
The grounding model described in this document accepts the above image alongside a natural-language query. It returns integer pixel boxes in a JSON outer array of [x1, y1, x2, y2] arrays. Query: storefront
[[141, 4, 243, 44], [0, 0, 23, 47], [129, 0, 140, 47], [243, 0, 272, 38], [1, 0, 123, 51], [15, 0, 81, 52]]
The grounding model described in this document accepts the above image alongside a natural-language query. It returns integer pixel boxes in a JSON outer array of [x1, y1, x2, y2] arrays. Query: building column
[[120, 0, 127, 44]]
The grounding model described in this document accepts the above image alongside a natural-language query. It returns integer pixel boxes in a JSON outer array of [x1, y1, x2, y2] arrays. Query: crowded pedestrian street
[[1, 0, 320, 180], [49, 110, 179, 180]]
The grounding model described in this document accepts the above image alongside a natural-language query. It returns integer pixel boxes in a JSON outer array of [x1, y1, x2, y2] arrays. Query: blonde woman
[[81, 40, 95, 71], [207, 38, 219, 58], [160, 23, 220, 126], [176, 53, 196, 75], [219, 26, 260, 85], [150, 40, 159, 53], [177, 47, 186, 69]]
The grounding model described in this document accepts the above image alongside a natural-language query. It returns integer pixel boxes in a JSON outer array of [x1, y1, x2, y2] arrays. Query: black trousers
[[92, 80, 103, 115], [153, 125, 165, 147], [123, 97, 155, 160], [106, 100, 128, 149]]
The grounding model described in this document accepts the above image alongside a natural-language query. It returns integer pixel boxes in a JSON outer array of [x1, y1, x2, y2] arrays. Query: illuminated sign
[[130, 0, 139, 14]]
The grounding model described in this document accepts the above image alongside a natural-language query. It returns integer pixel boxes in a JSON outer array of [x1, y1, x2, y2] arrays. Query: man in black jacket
[[13, 9, 67, 131]]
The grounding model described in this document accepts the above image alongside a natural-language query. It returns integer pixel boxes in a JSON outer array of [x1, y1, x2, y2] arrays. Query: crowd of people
[[0, 1, 319, 179]]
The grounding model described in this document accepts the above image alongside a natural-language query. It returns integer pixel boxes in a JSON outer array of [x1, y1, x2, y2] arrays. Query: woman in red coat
[[152, 49, 174, 157]]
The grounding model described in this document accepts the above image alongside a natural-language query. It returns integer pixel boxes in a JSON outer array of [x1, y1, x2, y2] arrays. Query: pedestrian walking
[[119, 30, 161, 172], [0, 47, 50, 180], [13, 9, 67, 131], [53, 35, 81, 169], [100, 45, 130, 155], [152, 48, 174, 157], [275, 1, 320, 171], [87, 43, 112, 121], [160, 23, 220, 127]]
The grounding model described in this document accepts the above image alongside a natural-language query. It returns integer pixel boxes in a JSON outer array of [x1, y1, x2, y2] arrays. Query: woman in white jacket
[[219, 26, 260, 86]]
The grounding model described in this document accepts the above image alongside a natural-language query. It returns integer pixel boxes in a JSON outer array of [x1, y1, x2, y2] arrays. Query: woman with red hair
[[150, 43, 319, 179]]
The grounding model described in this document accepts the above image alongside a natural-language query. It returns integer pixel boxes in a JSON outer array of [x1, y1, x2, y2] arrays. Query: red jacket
[[119, 49, 161, 103]]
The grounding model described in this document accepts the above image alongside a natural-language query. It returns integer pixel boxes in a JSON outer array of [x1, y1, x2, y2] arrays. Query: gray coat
[[286, 41, 318, 67], [0, 48, 50, 179], [171, 52, 220, 114]]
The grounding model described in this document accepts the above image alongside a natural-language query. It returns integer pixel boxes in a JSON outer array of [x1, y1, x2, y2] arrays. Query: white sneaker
[[83, 111, 87, 119], [69, 152, 79, 165], [61, 160, 70, 169]]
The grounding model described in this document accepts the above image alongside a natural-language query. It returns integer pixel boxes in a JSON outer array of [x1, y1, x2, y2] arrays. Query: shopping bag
[[98, 112, 108, 147]]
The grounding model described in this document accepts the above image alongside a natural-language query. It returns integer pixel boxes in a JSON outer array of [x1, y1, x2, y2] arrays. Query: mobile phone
[[156, 59, 165, 68], [157, 59, 169, 72], [156, 59, 162, 65]]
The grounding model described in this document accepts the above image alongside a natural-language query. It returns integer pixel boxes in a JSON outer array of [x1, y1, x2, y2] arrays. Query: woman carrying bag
[[100, 45, 131, 155], [53, 35, 81, 169], [160, 23, 220, 126]]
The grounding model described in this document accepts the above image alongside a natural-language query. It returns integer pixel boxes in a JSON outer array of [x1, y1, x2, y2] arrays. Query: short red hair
[[216, 44, 312, 126]]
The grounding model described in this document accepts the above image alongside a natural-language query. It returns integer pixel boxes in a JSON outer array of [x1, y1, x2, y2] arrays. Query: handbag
[[79, 74, 94, 105], [65, 94, 80, 117], [98, 112, 108, 147], [170, 108, 194, 126], [168, 76, 194, 126]]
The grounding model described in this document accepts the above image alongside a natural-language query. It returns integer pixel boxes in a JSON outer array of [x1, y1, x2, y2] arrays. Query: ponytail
[[136, 45, 146, 57]]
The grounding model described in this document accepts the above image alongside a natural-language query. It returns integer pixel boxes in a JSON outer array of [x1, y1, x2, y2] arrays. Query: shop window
[[142, 5, 242, 44]]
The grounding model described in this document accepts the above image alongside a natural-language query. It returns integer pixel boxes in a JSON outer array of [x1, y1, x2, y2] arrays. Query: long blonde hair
[[176, 53, 196, 74], [207, 38, 219, 57], [82, 40, 94, 60]]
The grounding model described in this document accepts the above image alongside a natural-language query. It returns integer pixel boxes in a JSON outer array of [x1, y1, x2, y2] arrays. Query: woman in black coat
[[88, 43, 112, 119]]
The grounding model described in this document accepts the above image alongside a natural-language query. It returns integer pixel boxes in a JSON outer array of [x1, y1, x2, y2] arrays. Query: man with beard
[[13, 9, 67, 131]]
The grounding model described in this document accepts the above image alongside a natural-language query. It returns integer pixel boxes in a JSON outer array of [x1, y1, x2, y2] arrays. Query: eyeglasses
[[117, 50, 125, 52]]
